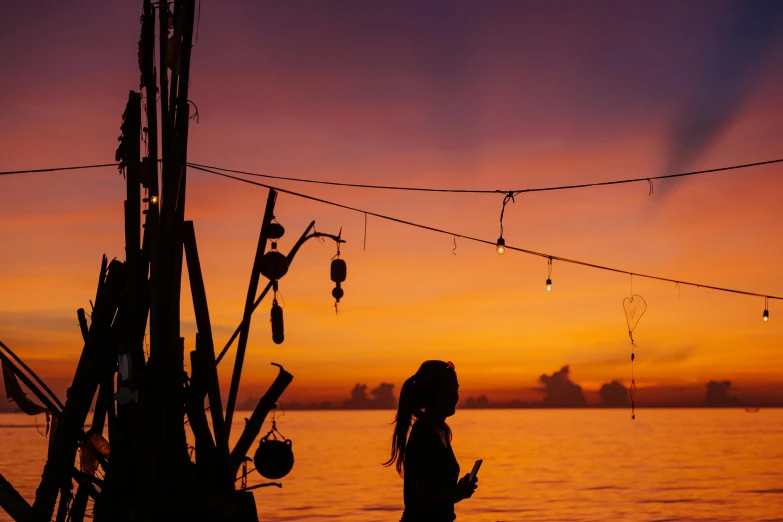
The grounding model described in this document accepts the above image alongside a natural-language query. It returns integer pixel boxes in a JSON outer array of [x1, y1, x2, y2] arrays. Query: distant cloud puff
[[704, 380, 738, 407], [599, 380, 629, 408], [343, 382, 397, 409], [537, 365, 586, 408]]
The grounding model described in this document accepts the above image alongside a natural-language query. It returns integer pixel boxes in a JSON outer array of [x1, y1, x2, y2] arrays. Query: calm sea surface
[[1, 409, 782, 521]]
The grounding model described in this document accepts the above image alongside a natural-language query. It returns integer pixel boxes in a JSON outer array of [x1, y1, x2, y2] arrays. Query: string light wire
[[188, 157, 783, 195], [0, 163, 118, 177], [189, 164, 783, 303], [2, 157, 781, 195]]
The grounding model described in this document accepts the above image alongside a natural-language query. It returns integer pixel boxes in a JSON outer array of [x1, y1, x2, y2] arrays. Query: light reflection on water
[[1, 409, 781, 521]]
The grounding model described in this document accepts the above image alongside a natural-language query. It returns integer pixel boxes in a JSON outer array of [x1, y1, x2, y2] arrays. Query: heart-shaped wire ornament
[[622, 294, 647, 420], [623, 294, 647, 345]]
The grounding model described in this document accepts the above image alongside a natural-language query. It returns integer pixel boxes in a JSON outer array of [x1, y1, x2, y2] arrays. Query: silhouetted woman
[[384, 360, 478, 521]]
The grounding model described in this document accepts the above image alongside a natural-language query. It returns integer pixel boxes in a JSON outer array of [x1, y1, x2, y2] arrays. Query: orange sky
[[1, 1, 782, 406]]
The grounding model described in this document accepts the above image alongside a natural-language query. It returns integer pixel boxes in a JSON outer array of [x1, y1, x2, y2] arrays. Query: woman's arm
[[411, 474, 477, 505]]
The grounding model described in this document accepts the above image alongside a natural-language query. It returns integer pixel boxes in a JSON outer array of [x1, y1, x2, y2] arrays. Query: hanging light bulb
[[763, 297, 770, 322], [545, 257, 553, 291], [150, 195, 159, 204], [496, 237, 505, 255], [763, 309, 769, 322], [495, 192, 514, 256]]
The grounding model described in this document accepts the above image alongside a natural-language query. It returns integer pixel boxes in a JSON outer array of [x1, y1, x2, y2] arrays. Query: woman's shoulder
[[409, 420, 446, 447]]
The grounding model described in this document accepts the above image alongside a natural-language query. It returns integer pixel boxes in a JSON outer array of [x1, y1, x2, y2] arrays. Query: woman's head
[[383, 360, 459, 475], [410, 360, 459, 418]]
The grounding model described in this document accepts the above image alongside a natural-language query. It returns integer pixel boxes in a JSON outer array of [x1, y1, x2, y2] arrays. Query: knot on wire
[[498, 191, 517, 237]]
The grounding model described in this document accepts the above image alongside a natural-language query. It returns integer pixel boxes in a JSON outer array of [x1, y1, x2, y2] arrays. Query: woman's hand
[[454, 473, 478, 502]]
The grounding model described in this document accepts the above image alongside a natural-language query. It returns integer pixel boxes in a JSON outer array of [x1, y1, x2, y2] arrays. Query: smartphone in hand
[[469, 459, 482, 482]]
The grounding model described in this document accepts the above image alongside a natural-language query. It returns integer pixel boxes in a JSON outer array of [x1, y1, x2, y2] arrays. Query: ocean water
[[1, 409, 782, 521]]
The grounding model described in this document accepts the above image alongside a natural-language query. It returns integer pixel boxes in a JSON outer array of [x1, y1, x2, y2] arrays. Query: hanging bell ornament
[[254, 432, 294, 479], [271, 299, 284, 345], [267, 222, 285, 240], [260, 242, 289, 281]]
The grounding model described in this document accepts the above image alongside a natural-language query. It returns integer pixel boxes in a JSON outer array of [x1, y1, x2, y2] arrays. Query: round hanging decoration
[[254, 419, 294, 480], [260, 243, 289, 281]]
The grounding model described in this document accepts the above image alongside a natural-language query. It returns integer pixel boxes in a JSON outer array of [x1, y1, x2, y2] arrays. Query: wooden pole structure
[[122, 89, 143, 372], [182, 221, 232, 488], [157, 0, 170, 189], [32, 258, 125, 522], [140, 0, 159, 372], [224, 189, 278, 436], [144, 0, 196, 499], [163, 0, 197, 492]]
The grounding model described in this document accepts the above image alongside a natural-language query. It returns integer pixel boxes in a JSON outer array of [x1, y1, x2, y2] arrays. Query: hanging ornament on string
[[267, 218, 285, 242], [495, 191, 516, 255], [253, 406, 294, 480], [271, 282, 284, 345], [546, 257, 553, 292], [330, 241, 347, 313], [622, 285, 647, 420], [260, 235, 289, 282]]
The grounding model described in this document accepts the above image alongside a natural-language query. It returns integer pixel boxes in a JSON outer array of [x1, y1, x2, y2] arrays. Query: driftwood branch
[[230, 363, 294, 475]]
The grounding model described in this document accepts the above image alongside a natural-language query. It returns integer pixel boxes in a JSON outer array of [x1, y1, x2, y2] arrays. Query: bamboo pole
[[182, 221, 231, 488], [184, 347, 217, 480], [224, 189, 277, 437], [122, 90, 143, 373], [32, 258, 125, 521], [163, 0, 197, 492]]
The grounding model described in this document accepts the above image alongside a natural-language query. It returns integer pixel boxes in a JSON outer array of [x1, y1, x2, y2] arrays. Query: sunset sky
[[1, 1, 782, 407]]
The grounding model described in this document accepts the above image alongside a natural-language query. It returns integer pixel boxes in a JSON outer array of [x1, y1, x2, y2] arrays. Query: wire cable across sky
[[188, 158, 783, 195], [188, 164, 783, 303], [2, 157, 781, 195], [0, 163, 118, 177]]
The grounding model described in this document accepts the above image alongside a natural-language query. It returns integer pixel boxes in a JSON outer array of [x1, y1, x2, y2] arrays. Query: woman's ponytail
[[383, 375, 418, 476]]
